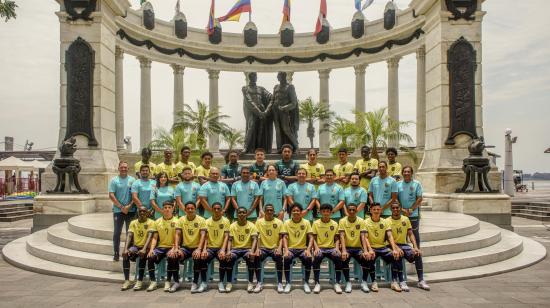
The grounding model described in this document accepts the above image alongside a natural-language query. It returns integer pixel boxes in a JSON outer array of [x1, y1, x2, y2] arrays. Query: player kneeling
[[121, 206, 154, 291], [202, 202, 232, 293], [256, 204, 285, 293]]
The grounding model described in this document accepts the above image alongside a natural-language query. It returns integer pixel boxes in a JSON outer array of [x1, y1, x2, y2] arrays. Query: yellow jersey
[[175, 161, 197, 175], [282, 219, 312, 249], [338, 216, 366, 248], [354, 158, 379, 190], [205, 216, 230, 248], [153, 216, 179, 248], [177, 215, 206, 248], [128, 218, 154, 247], [229, 221, 258, 249], [388, 215, 412, 245], [334, 162, 355, 187], [365, 217, 391, 249], [255, 218, 283, 249], [312, 219, 339, 249], [388, 162, 402, 179], [300, 162, 325, 180], [134, 161, 157, 175], [155, 162, 178, 178], [195, 165, 211, 178]]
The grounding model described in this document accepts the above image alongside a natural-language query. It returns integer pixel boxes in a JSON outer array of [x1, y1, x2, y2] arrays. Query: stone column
[[387, 57, 401, 147], [318, 69, 331, 157], [416, 46, 426, 149], [139, 56, 152, 149], [171, 64, 185, 126], [352, 64, 367, 156], [208, 70, 221, 156], [115, 47, 125, 152]]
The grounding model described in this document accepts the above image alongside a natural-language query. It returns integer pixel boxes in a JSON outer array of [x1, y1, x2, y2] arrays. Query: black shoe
[[113, 253, 120, 262]]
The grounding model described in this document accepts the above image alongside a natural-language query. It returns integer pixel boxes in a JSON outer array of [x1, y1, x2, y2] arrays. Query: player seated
[[281, 203, 314, 293], [256, 204, 284, 293], [121, 206, 154, 291], [312, 203, 343, 294], [338, 203, 375, 293], [388, 202, 430, 291], [202, 202, 232, 293]]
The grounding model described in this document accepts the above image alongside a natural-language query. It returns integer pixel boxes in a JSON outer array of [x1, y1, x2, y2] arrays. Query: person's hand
[[304, 249, 312, 258], [284, 249, 291, 258], [313, 248, 321, 257], [364, 250, 375, 261], [341, 251, 349, 261], [392, 249, 400, 260], [218, 250, 226, 260], [192, 248, 202, 259], [139, 248, 147, 259], [413, 248, 422, 257], [122, 250, 129, 259], [274, 248, 282, 256], [121, 206, 129, 215], [248, 249, 256, 261], [147, 250, 155, 259], [301, 210, 308, 217], [332, 250, 341, 258], [201, 249, 208, 259]]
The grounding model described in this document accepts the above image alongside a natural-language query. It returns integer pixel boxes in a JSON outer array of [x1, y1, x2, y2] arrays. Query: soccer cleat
[[190, 283, 200, 293], [334, 283, 343, 294], [370, 281, 379, 292], [133, 281, 144, 291], [400, 281, 410, 292], [277, 283, 284, 293], [391, 281, 402, 292], [284, 283, 291, 294], [247, 282, 255, 293], [146, 281, 158, 292], [169, 282, 180, 293], [164, 281, 171, 292], [218, 282, 226, 293], [418, 280, 430, 291], [198, 282, 208, 293], [313, 283, 321, 294], [303, 283, 311, 294], [344, 282, 352, 293], [360, 281, 369, 293], [225, 283, 233, 293], [253, 282, 263, 293], [121, 280, 133, 291]]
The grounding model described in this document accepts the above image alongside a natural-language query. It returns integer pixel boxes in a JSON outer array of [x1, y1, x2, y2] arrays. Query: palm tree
[[149, 127, 195, 161], [329, 117, 358, 149], [299, 97, 334, 149], [173, 100, 231, 151], [221, 128, 245, 151], [354, 107, 414, 160], [0, 0, 17, 22]]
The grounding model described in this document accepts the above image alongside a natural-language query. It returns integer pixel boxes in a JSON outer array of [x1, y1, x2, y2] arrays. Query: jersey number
[[266, 229, 273, 236], [238, 234, 245, 242], [213, 230, 219, 238]]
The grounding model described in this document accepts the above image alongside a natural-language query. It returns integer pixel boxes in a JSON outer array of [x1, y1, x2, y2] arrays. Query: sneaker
[[370, 281, 379, 292], [400, 281, 410, 292], [225, 282, 233, 293], [218, 282, 226, 293], [121, 280, 133, 291], [313, 283, 321, 294], [253, 282, 263, 293], [284, 283, 291, 294], [360, 281, 369, 293], [191, 283, 200, 293], [164, 281, 171, 292], [198, 282, 208, 293], [391, 281, 402, 292], [133, 281, 143, 291], [334, 283, 343, 294], [146, 281, 158, 292], [247, 282, 255, 293], [277, 283, 284, 293], [303, 283, 311, 294], [113, 253, 119, 262], [169, 282, 180, 293], [344, 282, 352, 293], [418, 280, 430, 291]]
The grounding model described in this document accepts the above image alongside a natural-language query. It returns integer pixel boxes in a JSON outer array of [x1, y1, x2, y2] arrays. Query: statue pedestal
[[32, 194, 97, 233]]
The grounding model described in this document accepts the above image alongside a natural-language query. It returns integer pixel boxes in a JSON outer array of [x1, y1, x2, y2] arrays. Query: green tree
[[299, 97, 334, 149], [329, 117, 358, 150], [173, 100, 231, 151], [149, 127, 197, 161], [0, 0, 17, 22], [221, 128, 245, 152]]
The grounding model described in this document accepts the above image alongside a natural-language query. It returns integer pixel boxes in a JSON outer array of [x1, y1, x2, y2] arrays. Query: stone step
[[420, 222, 501, 256], [514, 206, 550, 213], [0, 210, 34, 217], [0, 203, 32, 210], [0, 213, 34, 222], [516, 209, 550, 216], [512, 213, 550, 222], [0, 206, 32, 213], [47, 222, 121, 255]]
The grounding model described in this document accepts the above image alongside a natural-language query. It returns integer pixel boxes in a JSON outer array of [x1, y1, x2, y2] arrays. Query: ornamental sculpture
[[48, 137, 88, 194]]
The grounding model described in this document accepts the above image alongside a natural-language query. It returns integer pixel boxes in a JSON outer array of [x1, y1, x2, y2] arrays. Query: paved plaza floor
[[0, 217, 549, 308]]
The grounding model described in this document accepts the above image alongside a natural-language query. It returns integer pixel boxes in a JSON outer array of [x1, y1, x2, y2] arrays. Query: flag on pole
[[362, 0, 375, 11], [218, 0, 251, 22], [207, 0, 216, 35], [355, 0, 362, 11], [282, 0, 291, 23], [314, 0, 327, 35], [175, 0, 181, 13]]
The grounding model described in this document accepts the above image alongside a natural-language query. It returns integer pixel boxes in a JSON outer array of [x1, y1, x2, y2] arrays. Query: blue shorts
[[398, 244, 416, 263], [373, 247, 395, 264], [230, 248, 252, 261], [179, 246, 198, 262], [127, 246, 143, 261], [152, 247, 171, 263]]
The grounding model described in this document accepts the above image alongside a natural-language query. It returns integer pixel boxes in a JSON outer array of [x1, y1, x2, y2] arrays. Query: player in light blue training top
[[286, 168, 318, 221], [368, 161, 398, 218], [260, 164, 287, 220], [230, 166, 262, 220]]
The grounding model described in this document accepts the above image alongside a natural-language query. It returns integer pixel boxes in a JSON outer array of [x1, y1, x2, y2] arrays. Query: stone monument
[[242, 72, 273, 153], [268, 72, 299, 152], [47, 137, 88, 194]]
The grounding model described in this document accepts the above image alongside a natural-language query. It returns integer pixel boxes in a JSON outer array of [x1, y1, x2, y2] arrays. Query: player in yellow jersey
[[155, 149, 179, 185], [227, 207, 259, 293], [256, 204, 284, 293], [281, 203, 314, 293], [195, 152, 213, 185], [386, 147, 402, 181], [364, 202, 401, 292], [202, 202, 232, 293], [174, 202, 207, 293], [388, 202, 430, 291], [312, 203, 343, 294], [175, 146, 197, 176], [146, 201, 179, 292], [338, 203, 375, 293], [353, 146, 378, 191], [300, 149, 325, 185], [121, 206, 154, 291], [134, 147, 156, 178], [334, 147, 354, 187]]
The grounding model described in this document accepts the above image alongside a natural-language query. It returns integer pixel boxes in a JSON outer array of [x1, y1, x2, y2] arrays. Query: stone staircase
[[0, 202, 34, 222], [2, 212, 546, 285], [512, 201, 550, 222]]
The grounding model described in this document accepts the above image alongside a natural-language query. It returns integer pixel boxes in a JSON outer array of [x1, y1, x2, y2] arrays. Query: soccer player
[[300, 149, 325, 185], [388, 202, 430, 291], [256, 204, 284, 293], [338, 203, 374, 293], [286, 168, 318, 221], [134, 147, 156, 178], [364, 203, 401, 292], [281, 203, 314, 293], [230, 166, 262, 220], [174, 202, 208, 293], [317, 169, 345, 221], [353, 145, 378, 192], [175, 146, 197, 176], [333, 147, 354, 188], [131, 165, 156, 215], [150, 172, 175, 219], [195, 152, 213, 185], [109, 161, 136, 261], [312, 203, 343, 294], [221, 150, 242, 189], [368, 161, 398, 218], [198, 167, 231, 219], [227, 207, 259, 293], [386, 147, 402, 181], [344, 173, 369, 218], [202, 202, 231, 293], [175, 167, 201, 217], [260, 165, 287, 220], [249, 148, 268, 183], [146, 201, 179, 292], [274, 144, 298, 185], [155, 149, 179, 184], [121, 206, 154, 291], [398, 166, 423, 250]]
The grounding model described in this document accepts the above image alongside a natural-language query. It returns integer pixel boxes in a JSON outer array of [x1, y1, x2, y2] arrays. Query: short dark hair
[[290, 203, 303, 211], [141, 147, 152, 156], [119, 161, 128, 167], [201, 151, 213, 159], [264, 204, 274, 210], [185, 202, 196, 208], [320, 203, 333, 211], [139, 164, 150, 172], [181, 166, 193, 173], [350, 172, 360, 179], [402, 165, 414, 174], [371, 203, 381, 208], [378, 161, 388, 167], [338, 147, 348, 154], [241, 166, 250, 173], [307, 149, 317, 155], [181, 146, 191, 153], [347, 203, 357, 208], [211, 202, 222, 209], [237, 206, 248, 212], [228, 150, 239, 156], [361, 145, 371, 152], [385, 147, 398, 156], [163, 201, 174, 207], [325, 169, 335, 175], [255, 148, 265, 154], [281, 144, 293, 152], [297, 168, 307, 174]]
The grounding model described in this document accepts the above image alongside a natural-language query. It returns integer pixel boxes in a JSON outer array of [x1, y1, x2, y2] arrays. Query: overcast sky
[[0, 0, 549, 173]]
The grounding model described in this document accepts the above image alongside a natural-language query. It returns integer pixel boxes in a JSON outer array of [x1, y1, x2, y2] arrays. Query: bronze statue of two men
[[242, 72, 299, 154]]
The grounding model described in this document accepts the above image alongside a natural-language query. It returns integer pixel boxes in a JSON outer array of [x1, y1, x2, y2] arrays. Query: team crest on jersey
[[171, 222, 176, 227], [330, 226, 334, 231], [245, 228, 250, 234], [379, 224, 384, 229], [219, 224, 224, 229], [391, 167, 395, 171], [300, 225, 305, 230], [144, 224, 148, 229], [402, 221, 406, 226], [410, 186, 414, 191], [384, 183, 389, 187], [273, 224, 278, 229], [316, 168, 320, 172], [355, 224, 361, 230], [194, 223, 199, 228]]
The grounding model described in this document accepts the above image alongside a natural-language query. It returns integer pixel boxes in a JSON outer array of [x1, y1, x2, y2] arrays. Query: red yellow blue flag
[[314, 0, 327, 35], [207, 0, 216, 35], [282, 0, 291, 23], [218, 0, 251, 22]]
